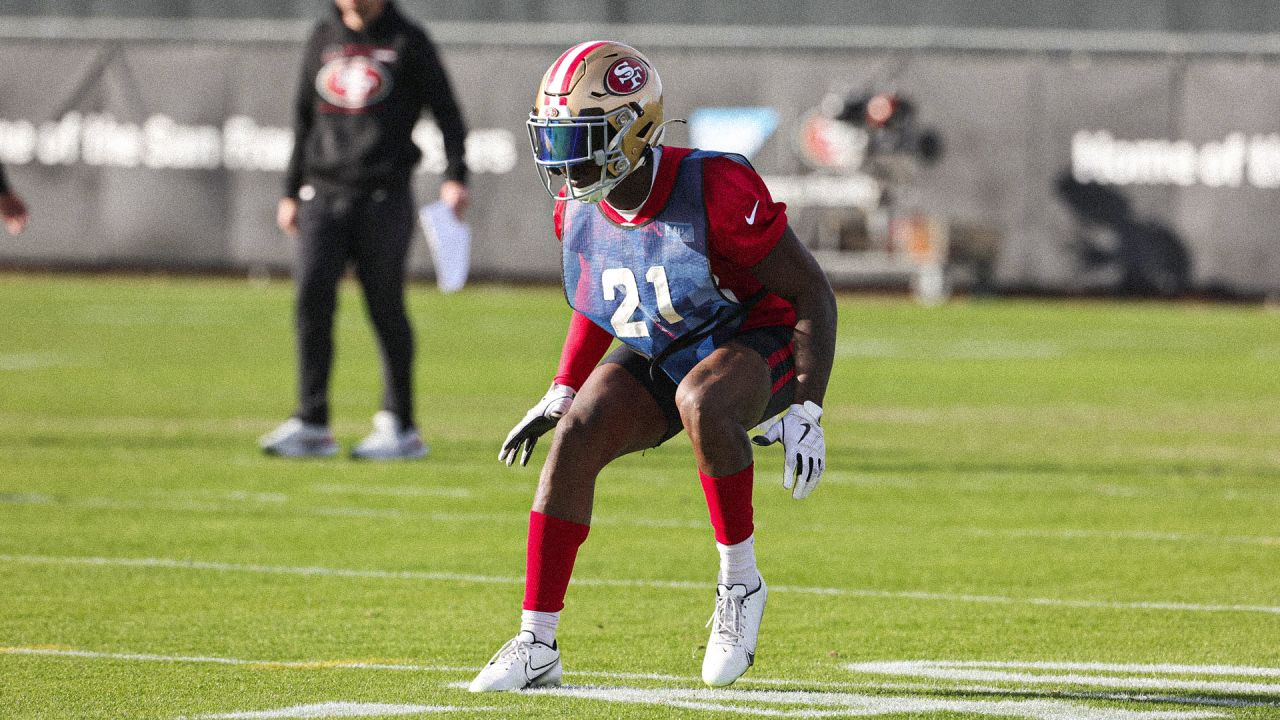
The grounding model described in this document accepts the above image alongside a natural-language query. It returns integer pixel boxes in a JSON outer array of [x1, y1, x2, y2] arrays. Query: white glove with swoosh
[[500, 383, 576, 467], [751, 401, 825, 500]]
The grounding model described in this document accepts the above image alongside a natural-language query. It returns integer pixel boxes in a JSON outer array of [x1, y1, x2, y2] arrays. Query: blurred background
[[3, 0, 1280, 300]]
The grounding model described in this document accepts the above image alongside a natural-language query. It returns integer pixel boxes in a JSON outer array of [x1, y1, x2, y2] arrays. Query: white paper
[[419, 201, 471, 293]]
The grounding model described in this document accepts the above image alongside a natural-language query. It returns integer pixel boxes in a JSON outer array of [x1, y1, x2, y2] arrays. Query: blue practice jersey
[[561, 151, 760, 383]]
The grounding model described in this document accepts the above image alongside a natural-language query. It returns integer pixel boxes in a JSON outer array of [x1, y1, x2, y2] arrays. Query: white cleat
[[702, 576, 767, 687], [469, 631, 562, 692], [351, 411, 428, 460], [259, 418, 338, 458]]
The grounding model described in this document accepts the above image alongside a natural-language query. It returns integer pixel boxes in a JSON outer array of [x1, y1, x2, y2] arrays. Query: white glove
[[751, 400, 825, 499], [499, 384, 576, 467]]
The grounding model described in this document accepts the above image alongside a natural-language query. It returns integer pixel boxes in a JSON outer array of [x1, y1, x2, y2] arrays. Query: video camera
[[827, 91, 943, 167]]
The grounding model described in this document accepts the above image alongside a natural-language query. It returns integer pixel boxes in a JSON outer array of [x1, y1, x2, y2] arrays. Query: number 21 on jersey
[[601, 266, 684, 337]]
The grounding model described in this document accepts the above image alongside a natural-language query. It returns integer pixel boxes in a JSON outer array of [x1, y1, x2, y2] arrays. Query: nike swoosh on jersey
[[745, 200, 759, 225]]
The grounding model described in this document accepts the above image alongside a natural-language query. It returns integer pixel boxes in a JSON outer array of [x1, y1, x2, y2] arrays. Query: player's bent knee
[[675, 384, 729, 432], [553, 407, 597, 442], [552, 389, 665, 461], [553, 401, 627, 453]]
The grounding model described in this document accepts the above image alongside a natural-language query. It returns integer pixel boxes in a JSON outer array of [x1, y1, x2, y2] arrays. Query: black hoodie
[[283, 1, 468, 197]]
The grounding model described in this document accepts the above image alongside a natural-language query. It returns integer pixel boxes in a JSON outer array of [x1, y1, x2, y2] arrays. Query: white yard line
[[151, 489, 291, 504], [0, 645, 1201, 706], [812, 473, 1277, 505], [8, 646, 1279, 715], [0, 493, 709, 530], [966, 528, 1280, 547], [179, 702, 481, 719], [835, 339, 1064, 360], [0, 646, 469, 672], [881, 660, 1280, 678], [8, 491, 1280, 545], [309, 484, 472, 499], [535, 685, 1222, 719], [0, 645, 890, 689], [0, 352, 83, 371], [2, 553, 1278, 616], [847, 660, 1280, 696]]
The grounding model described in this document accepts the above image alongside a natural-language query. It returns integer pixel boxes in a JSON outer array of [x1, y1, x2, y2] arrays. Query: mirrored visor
[[529, 120, 610, 164]]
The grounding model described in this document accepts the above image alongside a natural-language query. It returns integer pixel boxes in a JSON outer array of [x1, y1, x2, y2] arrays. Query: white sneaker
[[259, 418, 338, 457], [351, 411, 427, 460], [468, 631, 562, 692], [701, 576, 767, 687]]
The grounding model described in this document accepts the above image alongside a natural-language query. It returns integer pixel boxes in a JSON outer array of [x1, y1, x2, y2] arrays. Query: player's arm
[[750, 225, 837, 408], [278, 24, 323, 235], [500, 197, 614, 466], [703, 155, 836, 497], [409, 27, 470, 216], [499, 312, 612, 467], [747, 225, 837, 499], [554, 310, 614, 390], [410, 27, 468, 186], [701, 156, 837, 407], [551, 195, 614, 391]]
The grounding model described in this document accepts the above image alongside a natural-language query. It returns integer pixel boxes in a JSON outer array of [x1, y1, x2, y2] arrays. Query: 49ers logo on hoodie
[[315, 49, 393, 111]]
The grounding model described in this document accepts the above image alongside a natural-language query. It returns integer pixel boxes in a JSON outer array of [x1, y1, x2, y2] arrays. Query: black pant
[[293, 185, 416, 428], [605, 325, 797, 447]]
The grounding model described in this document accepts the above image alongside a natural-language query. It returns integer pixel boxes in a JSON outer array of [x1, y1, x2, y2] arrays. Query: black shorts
[[604, 325, 797, 446]]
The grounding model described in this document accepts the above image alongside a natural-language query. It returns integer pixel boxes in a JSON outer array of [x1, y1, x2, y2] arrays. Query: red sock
[[523, 511, 590, 612], [699, 464, 755, 545]]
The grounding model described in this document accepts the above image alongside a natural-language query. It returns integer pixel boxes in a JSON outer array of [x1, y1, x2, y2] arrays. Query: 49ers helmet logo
[[604, 57, 648, 95], [316, 55, 392, 109]]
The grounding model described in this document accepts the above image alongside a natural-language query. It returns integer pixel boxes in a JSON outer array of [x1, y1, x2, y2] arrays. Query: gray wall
[[2, 32, 1279, 296], [7, 0, 1280, 34]]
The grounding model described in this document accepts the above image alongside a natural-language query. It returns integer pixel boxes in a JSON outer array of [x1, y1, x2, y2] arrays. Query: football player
[[469, 41, 836, 691]]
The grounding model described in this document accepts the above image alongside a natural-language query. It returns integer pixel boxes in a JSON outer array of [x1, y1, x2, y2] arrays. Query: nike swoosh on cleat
[[797, 422, 812, 443], [528, 657, 559, 674], [745, 200, 759, 225], [746, 650, 755, 666]]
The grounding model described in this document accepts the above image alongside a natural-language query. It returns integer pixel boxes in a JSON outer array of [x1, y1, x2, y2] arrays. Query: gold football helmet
[[528, 41, 664, 203]]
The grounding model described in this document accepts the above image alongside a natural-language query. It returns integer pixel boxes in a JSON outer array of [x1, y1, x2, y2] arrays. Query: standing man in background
[[262, 0, 469, 459], [0, 163, 30, 236]]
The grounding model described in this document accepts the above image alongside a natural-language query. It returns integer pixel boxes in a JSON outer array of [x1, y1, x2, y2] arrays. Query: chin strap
[[650, 118, 686, 148]]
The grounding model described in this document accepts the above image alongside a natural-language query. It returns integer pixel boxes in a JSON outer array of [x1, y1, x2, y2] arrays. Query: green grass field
[[1, 273, 1278, 720]]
